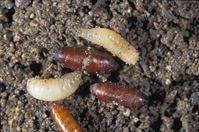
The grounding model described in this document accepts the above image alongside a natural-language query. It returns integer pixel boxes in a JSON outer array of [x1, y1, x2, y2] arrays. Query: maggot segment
[[78, 28, 140, 65], [27, 71, 83, 101]]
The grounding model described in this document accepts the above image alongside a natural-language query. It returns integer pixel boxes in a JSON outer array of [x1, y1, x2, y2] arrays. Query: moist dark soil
[[0, 0, 198, 131]]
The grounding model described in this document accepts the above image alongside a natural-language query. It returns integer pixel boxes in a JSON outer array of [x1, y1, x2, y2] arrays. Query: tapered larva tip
[[51, 49, 62, 61], [132, 52, 140, 65]]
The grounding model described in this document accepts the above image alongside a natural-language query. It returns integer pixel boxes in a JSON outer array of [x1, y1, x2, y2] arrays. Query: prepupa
[[78, 28, 140, 65], [27, 71, 82, 101]]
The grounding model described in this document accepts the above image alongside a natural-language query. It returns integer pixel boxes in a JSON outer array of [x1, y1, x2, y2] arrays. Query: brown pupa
[[78, 28, 139, 65], [90, 82, 146, 109], [52, 47, 118, 74], [49, 103, 82, 132]]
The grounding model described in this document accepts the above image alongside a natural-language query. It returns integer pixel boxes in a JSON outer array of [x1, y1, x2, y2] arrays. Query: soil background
[[0, 0, 198, 132]]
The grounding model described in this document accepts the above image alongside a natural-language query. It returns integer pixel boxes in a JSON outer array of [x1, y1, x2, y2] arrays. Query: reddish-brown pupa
[[90, 82, 146, 109], [52, 47, 118, 74], [49, 103, 82, 132]]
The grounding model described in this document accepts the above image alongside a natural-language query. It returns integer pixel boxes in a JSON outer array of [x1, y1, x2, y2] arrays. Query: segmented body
[[27, 71, 82, 101], [49, 103, 82, 132], [90, 82, 145, 109], [52, 47, 118, 74], [78, 28, 139, 65]]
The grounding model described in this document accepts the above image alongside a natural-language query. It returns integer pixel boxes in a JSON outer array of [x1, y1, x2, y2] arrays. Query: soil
[[0, 0, 198, 132]]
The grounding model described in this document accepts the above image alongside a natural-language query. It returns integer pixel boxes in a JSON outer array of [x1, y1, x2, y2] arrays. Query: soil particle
[[191, 92, 199, 106], [15, 0, 32, 9], [0, 0, 198, 131]]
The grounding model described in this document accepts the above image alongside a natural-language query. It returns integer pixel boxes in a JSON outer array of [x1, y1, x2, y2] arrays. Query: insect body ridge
[[78, 28, 139, 65], [49, 103, 82, 132], [90, 82, 146, 109], [27, 71, 83, 101]]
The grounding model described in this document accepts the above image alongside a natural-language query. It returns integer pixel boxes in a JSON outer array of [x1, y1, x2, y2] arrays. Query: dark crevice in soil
[[60, 67, 74, 74], [76, 81, 91, 97], [142, 19, 149, 30], [4, 7, 15, 25], [134, 120, 141, 127], [192, 106, 198, 113], [151, 115, 162, 131], [108, 60, 123, 83], [127, 15, 137, 30], [82, 6, 91, 15], [39, 48, 48, 59], [172, 118, 182, 131], [148, 90, 166, 106], [30, 61, 42, 76], [164, 99, 177, 117], [33, 116, 40, 131], [45, 110, 51, 117], [0, 81, 6, 92]]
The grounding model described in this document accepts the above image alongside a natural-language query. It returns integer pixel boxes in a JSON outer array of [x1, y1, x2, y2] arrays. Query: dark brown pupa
[[49, 103, 82, 132], [90, 82, 146, 109], [52, 47, 118, 74]]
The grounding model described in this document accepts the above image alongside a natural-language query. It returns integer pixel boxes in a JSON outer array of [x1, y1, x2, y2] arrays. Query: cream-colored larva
[[78, 28, 139, 65], [27, 71, 82, 101]]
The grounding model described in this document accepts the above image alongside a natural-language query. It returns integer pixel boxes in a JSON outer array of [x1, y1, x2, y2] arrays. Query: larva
[[90, 82, 146, 109], [49, 103, 82, 132], [52, 47, 118, 74], [78, 28, 139, 65], [27, 71, 82, 101]]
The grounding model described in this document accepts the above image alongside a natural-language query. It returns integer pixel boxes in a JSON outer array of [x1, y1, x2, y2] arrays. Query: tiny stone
[[29, 13, 34, 19], [165, 79, 171, 85], [132, 116, 139, 123], [123, 108, 131, 117], [166, 65, 172, 71], [191, 95, 199, 105]]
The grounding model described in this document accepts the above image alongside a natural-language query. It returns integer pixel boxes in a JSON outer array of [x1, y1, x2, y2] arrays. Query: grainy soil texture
[[0, 0, 199, 132]]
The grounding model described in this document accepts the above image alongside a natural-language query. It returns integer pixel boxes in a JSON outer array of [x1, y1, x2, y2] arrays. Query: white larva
[[78, 28, 139, 65], [27, 71, 82, 101]]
